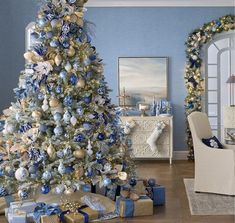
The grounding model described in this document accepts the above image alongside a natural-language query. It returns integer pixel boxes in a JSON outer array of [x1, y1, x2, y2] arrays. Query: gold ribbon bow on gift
[[120, 188, 140, 201]]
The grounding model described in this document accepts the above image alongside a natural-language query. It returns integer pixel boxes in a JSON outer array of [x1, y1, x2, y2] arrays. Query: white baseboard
[[173, 151, 188, 160]]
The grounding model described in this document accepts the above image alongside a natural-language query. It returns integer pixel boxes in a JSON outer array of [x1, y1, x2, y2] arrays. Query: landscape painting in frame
[[118, 57, 168, 107]]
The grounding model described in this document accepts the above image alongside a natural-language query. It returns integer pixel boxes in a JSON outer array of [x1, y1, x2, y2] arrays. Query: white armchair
[[188, 111, 235, 195]]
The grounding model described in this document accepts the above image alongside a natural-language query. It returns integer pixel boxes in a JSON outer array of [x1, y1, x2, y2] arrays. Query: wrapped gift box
[[63, 206, 99, 223], [0, 193, 19, 214], [40, 214, 60, 223], [7, 209, 27, 223], [146, 185, 165, 206], [116, 195, 153, 218], [9, 200, 37, 214]]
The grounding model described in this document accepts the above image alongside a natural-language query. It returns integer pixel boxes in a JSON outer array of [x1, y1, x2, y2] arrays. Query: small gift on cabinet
[[116, 195, 153, 218], [145, 178, 165, 206], [61, 205, 99, 223]]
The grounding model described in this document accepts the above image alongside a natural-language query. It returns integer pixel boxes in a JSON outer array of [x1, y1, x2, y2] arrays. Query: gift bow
[[60, 205, 90, 223], [33, 202, 62, 223]]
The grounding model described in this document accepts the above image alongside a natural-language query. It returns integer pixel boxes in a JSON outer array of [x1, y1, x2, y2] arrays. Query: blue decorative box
[[146, 185, 165, 206]]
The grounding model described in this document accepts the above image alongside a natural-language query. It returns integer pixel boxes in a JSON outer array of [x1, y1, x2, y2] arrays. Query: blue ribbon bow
[[33, 202, 62, 223]]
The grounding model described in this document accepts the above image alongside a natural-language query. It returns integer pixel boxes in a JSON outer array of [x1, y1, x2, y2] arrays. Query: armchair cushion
[[202, 136, 223, 149]]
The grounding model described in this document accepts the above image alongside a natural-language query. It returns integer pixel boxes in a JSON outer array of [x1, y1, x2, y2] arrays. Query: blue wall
[[0, 2, 233, 150]]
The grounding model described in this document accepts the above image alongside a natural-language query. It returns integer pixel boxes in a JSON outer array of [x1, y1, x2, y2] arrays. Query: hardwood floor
[[1, 161, 234, 223]]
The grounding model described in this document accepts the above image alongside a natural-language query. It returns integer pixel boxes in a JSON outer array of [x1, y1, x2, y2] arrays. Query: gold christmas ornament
[[49, 98, 59, 108], [64, 188, 74, 195], [70, 14, 78, 23], [74, 167, 84, 178], [77, 78, 86, 88], [118, 171, 128, 181], [55, 54, 62, 66], [68, 47, 75, 57], [114, 164, 123, 172], [73, 149, 86, 159], [47, 144, 55, 157], [24, 52, 35, 62], [32, 111, 42, 119]]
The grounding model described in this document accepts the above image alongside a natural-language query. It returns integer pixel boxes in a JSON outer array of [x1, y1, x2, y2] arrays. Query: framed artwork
[[118, 57, 168, 107]]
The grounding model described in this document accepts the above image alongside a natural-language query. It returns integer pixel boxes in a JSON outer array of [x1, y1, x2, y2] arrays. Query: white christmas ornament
[[42, 98, 49, 111], [86, 140, 93, 156], [42, 170, 52, 181], [146, 121, 166, 152], [63, 111, 71, 123], [65, 62, 72, 72], [15, 167, 29, 182], [70, 116, 77, 126]]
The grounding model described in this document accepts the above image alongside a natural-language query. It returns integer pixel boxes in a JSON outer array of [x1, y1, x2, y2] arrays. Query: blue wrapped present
[[146, 185, 165, 206]]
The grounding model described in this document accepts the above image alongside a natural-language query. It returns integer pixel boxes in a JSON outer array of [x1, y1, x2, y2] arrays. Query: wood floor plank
[[1, 161, 234, 223]]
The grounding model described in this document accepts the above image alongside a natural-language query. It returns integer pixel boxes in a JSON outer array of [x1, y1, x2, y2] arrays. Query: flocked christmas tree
[[0, 0, 135, 199]]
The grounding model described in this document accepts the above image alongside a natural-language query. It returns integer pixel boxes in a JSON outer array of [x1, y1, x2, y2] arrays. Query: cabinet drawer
[[132, 144, 170, 158]]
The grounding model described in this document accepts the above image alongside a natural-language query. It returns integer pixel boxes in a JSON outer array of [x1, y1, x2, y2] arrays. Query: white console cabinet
[[121, 116, 173, 164]]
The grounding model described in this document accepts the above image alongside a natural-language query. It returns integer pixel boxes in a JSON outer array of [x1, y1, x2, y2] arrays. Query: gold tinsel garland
[[184, 15, 235, 160]]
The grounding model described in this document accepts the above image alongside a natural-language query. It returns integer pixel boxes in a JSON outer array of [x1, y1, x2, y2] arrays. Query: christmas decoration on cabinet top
[[0, 0, 135, 199], [184, 15, 235, 160]]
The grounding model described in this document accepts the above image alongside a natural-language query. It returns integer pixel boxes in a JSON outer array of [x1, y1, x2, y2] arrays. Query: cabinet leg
[[170, 158, 172, 165]]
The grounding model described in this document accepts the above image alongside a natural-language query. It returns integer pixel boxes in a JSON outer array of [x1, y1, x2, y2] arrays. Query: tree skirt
[[184, 179, 235, 215]]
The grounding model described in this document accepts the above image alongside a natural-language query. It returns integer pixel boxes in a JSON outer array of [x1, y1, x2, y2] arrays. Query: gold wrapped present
[[116, 195, 153, 218], [41, 214, 60, 223], [64, 206, 99, 223]]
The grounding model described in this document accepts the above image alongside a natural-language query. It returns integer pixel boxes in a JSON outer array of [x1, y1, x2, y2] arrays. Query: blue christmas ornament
[[83, 94, 92, 104], [41, 185, 50, 194], [29, 165, 38, 174], [59, 70, 67, 80], [69, 74, 78, 85], [97, 87, 105, 95], [50, 40, 60, 48], [82, 184, 91, 192], [18, 190, 29, 200], [54, 125, 63, 136], [31, 32, 39, 40], [103, 178, 112, 187], [53, 112, 62, 122], [97, 133, 105, 141], [42, 171, 52, 181], [65, 166, 75, 174], [86, 71, 93, 79], [28, 148, 40, 160], [38, 93, 44, 100], [38, 18, 47, 27], [56, 150, 64, 158], [63, 96, 73, 107], [83, 122, 92, 130], [85, 168, 93, 177], [0, 186, 8, 197], [46, 31, 53, 39], [96, 151, 102, 160], [62, 23, 70, 33], [89, 54, 97, 61], [39, 124, 47, 133], [129, 178, 137, 187], [76, 106, 84, 115], [148, 178, 156, 187], [74, 133, 85, 143], [39, 31, 46, 39], [55, 85, 62, 94], [0, 169, 4, 177], [62, 41, 70, 48]]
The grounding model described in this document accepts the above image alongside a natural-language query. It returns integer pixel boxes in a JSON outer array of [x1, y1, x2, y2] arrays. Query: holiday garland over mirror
[[185, 14, 235, 160]]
